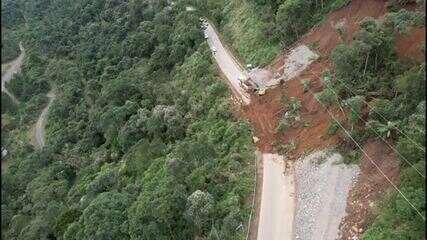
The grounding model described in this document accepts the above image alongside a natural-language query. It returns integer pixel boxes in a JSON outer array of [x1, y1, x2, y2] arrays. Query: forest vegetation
[[1, 0, 425, 239], [2, 1, 254, 239]]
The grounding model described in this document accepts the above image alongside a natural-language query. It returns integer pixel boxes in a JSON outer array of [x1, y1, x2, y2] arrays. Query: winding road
[[33, 91, 55, 149], [1, 43, 24, 174], [1, 42, 24, 104], [1, 42, 54, 150]]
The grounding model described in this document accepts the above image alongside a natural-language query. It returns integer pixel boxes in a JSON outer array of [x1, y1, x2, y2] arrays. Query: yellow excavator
[[238, 75, 266, 96]]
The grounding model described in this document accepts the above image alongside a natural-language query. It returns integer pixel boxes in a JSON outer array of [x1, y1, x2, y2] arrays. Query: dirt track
[[1, 43, 25, 174], [1, 42, 24, 104], [33, 91, 55, 149]]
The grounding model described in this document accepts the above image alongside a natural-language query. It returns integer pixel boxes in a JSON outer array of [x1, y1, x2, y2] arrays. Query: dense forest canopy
[[1, 0, 254, 239], [1, 27, 20, 63], [1, 0, 425, 239]]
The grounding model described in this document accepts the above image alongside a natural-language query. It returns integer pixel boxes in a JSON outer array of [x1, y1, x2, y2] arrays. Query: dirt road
[[34, 91, 55, 149], [1, 42, 24, 104], [257, 153, 295, 240], [204, 22, 251, 105]]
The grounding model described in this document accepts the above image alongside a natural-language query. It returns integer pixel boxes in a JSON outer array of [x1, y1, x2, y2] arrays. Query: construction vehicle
[[257, 88, 266, 95], [238, 75, 265, 96]]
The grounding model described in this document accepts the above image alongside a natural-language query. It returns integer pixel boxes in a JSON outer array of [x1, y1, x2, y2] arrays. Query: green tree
[[185, 190, 214, 235], [64, 191, 130, 240]]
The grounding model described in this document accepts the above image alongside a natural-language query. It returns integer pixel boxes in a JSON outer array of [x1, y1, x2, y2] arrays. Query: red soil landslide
[[240, 59, 342, 156], [338, 139, 400, 240], [248, 0, 388, 157], [276, 60, 343, 159], [300, 0, 386, 55], [230, 0, 424, 239], [395, 27, 426, 62], [270, 0, 387, 71]]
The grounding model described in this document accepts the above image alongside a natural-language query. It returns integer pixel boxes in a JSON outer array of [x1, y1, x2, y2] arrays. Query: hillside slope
[[1, 1, 255, 239]]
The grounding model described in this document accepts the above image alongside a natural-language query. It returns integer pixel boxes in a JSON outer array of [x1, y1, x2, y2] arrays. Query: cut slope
[[338, 139, 400, 240]]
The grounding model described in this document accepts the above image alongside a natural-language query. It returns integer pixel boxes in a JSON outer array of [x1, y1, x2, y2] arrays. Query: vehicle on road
[[238, 75, 266, 96], [212, 47, 216, 54], [1, 147, 8, 158]]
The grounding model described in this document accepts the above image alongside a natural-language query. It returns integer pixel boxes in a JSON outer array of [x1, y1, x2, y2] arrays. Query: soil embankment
[[338, 139, 400, 240]]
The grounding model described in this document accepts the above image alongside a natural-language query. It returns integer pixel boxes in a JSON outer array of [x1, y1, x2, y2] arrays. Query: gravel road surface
[[294, 150, 359, 240]]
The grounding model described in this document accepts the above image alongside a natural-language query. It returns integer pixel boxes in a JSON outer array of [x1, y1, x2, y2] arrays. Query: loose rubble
[[294, 150, 359, 240]]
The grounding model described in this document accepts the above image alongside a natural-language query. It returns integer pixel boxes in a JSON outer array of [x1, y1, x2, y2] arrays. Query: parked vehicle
[[1, 147, 8, 158]]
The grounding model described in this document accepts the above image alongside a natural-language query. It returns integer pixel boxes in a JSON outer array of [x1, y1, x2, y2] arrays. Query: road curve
[[34, 91, 55, 149], [1, 42, 25, 104], [204, 22, 251, 105]]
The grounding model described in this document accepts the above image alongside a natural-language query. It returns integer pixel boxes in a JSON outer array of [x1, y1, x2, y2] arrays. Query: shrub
[[368, 99, 396, 121], [342, 95, 365, 125], [315, 88, 336, 106], [326, 119, 340, 136], [342, 149, 361, 164], [300, 79, 310, 92], [384, 9, 425, 34]]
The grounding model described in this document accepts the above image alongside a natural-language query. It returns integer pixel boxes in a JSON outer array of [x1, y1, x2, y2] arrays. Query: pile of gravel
[[294, 150, 359, 240]]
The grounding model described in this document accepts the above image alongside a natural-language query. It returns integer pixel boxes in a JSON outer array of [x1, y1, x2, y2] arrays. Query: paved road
[[34, 91, 55, 149], [204, 22, 251, 105], [1, 42, 24, 104], [203, 20, 294, 240], [257, 153, 295, 240]]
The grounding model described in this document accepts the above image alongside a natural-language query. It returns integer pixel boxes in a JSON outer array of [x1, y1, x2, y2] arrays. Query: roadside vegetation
[[191, 0, 350, 66], [1, 0, 424, 239], [1, 1, 254, 239], [1, 27, 20, 63], [315, 4, 425, 239]]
